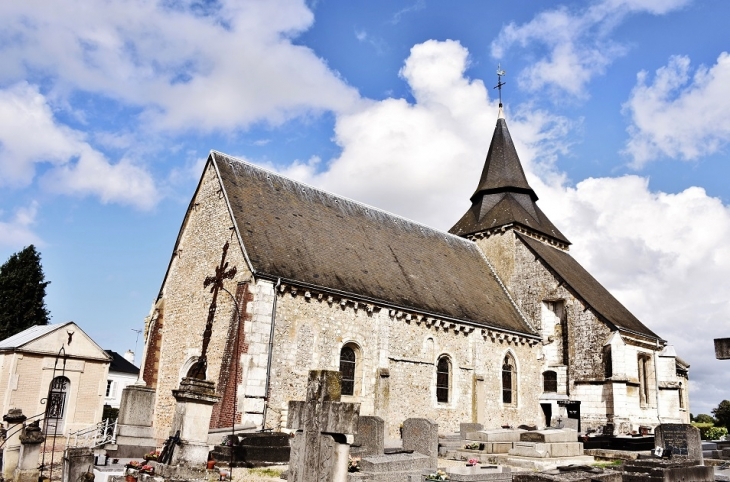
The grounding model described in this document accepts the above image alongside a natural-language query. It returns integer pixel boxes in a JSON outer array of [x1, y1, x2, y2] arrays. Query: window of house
[[543, 371, 557, 393], [106, 380, 113, 397], [436, 356, 450, 403], [502, 355, 516, 405], [679, 382, 684, 409], [339, 346, 356, 396]]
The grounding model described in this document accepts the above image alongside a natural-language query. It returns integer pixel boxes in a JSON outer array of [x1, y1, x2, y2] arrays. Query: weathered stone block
[[460, 423, 484, 440], [353, 416, 385, 456], [520, 429, 577, 444], [468, 429, 524, 443], [402, 418, 438, 466]]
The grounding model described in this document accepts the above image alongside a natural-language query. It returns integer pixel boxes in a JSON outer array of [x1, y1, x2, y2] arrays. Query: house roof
[[450, 117, 570, 246], [212, 152, 536, 336], [0, 323, 71, 350], [105, 350, 140, 375], [517, 233, 659, 340]]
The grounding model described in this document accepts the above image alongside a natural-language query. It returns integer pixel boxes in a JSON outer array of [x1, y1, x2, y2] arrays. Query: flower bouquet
[[466, 458, 479, 467], [348, 455, 361, 473], [143, 450, 160, 462], [425, 469, 449, 481], [139, 465, 155, 476], [464, 442, 480, 450]]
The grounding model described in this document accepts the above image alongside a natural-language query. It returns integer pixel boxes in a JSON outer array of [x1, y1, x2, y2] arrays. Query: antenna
[[131, 328, 143, 361], [494, 64, 506, 107]]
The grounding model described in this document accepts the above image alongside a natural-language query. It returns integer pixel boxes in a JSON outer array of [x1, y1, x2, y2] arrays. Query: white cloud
[[279, 40, 572, 229], [0, 202, 41, 248], [0, 82, 157, 208], [276, 38, 729, 414], [624, 52, 730, 166], [491, 0, 690, 98], [0, 0, 360, 132]]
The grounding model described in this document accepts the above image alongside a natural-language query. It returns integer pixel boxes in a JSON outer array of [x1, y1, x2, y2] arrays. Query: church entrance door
[[44, 376, 70, 435]]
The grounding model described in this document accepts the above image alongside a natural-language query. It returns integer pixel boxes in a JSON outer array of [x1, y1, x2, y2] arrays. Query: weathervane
[[494, 64, 506, 107]]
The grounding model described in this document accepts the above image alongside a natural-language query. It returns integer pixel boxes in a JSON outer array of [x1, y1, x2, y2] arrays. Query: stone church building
[[141, 108, 689, 441]]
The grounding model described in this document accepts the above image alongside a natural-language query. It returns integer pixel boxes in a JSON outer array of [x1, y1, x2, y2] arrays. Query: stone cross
[[189, 241, 237, 379], [287, 370, 360, 482]]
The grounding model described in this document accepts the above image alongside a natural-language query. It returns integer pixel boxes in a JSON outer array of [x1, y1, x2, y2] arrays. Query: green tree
[[0, 245, 51, 339], [712, 400, 730, 428], [694, 413, 717, 424]]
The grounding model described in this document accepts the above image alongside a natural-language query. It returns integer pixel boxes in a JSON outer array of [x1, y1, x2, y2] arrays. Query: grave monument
[[287, 370, 360, 482]]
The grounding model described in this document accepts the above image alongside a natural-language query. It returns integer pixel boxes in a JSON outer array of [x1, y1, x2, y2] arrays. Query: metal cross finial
[[494, 64, 506, 107]]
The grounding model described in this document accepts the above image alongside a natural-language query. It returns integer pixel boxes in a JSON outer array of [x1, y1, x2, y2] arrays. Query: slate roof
[[450, 117, 570, 245], [0, 323, 70, 350], [212, 152, 536, 336], [106, 350, 140, 375], [517, 233, 659, 340]]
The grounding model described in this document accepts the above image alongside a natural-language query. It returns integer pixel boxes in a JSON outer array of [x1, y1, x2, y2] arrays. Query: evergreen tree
[[0, 245, 51, 339]]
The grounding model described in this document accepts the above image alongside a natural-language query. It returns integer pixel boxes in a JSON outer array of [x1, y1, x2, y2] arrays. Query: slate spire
[[450, 108, 571, 247]]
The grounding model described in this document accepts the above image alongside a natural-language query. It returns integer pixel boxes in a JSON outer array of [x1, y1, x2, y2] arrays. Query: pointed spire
[[449, 106, 570, 247]]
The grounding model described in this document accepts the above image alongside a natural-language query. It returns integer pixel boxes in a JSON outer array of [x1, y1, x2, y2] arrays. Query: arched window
[[543, 371, 557, 393], [502, 355, 516, 405], [436, 356, 450, 403], [339, 345, 356, 396], [45, 376, 70, 434]]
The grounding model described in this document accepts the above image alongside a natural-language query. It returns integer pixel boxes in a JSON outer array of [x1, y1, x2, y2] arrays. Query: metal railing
[[66, 418, 118, 448]]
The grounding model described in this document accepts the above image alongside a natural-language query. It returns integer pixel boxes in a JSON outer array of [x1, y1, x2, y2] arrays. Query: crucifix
[[494, 64, 506, 107], [188, 241, 237, 380]]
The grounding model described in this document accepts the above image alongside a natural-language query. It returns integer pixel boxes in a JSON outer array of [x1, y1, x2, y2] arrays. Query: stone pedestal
[[16, 421, 45, 482], [170, 377, 220, 467], [108, 384, 158, 458], [3, 408, 27, 480]]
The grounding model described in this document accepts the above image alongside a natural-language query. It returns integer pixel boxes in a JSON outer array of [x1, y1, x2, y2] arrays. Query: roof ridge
[[210, 151, 477, 248]]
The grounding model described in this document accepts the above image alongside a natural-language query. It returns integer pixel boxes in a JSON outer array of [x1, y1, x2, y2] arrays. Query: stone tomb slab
[[512, 466, 621, 482], [621, 459, 714, 482], [520, 430, 577, 444], [460, 423, 484, 440], [467, 429, 525, 443], [654, 423, 702, 461], [444, 465, 512, 482]]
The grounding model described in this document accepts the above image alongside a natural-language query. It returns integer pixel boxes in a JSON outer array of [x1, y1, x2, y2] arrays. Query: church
[[140, 106, 689, 441]]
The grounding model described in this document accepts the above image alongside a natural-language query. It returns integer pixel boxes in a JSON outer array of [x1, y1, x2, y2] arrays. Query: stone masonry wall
[[474, 230, 687, 432], [151, 163, 254, 441], [266, 287, 543, 438]]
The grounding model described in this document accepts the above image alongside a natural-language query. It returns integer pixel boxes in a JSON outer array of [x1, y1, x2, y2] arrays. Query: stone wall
[[474, 230, 688, 432], [150, 163, 255, 440], [266, 287, 543, 438]]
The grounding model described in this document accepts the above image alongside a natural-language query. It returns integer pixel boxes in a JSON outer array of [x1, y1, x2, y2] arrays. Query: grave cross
[[715, 337, 730, 360], [287, 370, 360, 482], [189, 241, 237, 380]]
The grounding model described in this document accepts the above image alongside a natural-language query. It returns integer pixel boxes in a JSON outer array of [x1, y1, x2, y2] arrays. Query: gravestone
[[107, 384, 157, 458], [352, 416, 384, 456], [654, 423, 702, 461], [402, 418, 438, 468], [287, 370, 360, 482], [460, 423, 484, 440], [62, 447, 95, 482]]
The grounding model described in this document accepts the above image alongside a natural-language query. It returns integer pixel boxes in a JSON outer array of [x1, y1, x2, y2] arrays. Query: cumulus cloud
[[0, 82, 157, 208], [0, 0, 360, 132], [277, 39, 728, 413], [281, 40, 572, 229], [0, 202, 41, 248], [624, 52, 730, 165], [491, 0, 690, 98], [538, 175, 730, 412]]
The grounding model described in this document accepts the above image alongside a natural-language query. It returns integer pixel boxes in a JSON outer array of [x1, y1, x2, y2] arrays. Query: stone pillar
[[170, 377, 220, 467], [110, 384, 158, 458], [3, 408, 27, 480], [16, 421, 45, 482]]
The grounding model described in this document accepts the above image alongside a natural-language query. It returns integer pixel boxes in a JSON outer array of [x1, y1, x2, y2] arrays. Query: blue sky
[[1, 0, 729, 415]]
